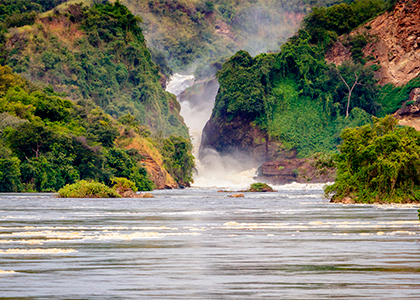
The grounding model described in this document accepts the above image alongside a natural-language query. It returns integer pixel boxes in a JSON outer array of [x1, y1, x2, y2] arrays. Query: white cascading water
[[166, 73, 258, 189]]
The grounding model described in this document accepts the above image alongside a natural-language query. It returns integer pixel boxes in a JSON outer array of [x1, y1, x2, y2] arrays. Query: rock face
[[178, 78, 219, 111], [141, 153, 178, 189], [394, 87, 420, 130], [118, 137, 178, 190], [326, 0, 420, 86], [256, 158, 336, 185], [200, 115, 295, 169]]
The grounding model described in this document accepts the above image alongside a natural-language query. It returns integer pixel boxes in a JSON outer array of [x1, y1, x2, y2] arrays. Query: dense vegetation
[[325, 116, 420, 203], [161, 135, 195, 187], [210, 0, 412, 158], [0, 1, 196, 192], [57, 179, 122, 198], [121, 0, 346, 73], [1, 1, 188, 137], [0, 65, 159, 192], [57, 177, 144, 198]]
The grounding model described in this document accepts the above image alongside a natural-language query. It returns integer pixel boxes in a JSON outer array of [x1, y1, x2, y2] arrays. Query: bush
[[325, 116, 420, 203], [248, 183, 275, 192], [57, 180, 121, 198], [111, 177, 137, 193]]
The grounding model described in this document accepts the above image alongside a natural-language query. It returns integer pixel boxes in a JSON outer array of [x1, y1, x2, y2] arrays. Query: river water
[[1, 76, 418, 299], [1, 185, 419, 299]]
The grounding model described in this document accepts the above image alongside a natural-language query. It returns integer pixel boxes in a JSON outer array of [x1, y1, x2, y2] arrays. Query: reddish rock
[[326, 0, 420, 86], [228, 193, 244, 198], [256, 158, 336, 185]]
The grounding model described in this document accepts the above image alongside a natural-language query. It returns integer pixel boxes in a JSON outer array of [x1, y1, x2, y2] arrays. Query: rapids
[[0, 189, 419, 298]]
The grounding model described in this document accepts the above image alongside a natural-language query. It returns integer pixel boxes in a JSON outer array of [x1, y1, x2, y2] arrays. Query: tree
[[334, 65, 363, 117], [162, 135, 195, 186], [328, 61, 379, 117], [0, 142, 21, 192], [5, 122, 55, 160], [325, 116, 420, 203]]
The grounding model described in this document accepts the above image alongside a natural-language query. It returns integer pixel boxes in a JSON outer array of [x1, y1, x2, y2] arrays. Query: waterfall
[[166, 73, 257, 189]]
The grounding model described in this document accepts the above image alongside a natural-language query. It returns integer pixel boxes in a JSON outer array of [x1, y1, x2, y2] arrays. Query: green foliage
[[343, 33, 372, 64], [0, 2, 197, 192], [303, 0, 387, 50], [161, 135, 195, 186], [211, 30, 380, 158], [325, 116, 420, 203], [248, 182, 275, 192], [3, 1, 188, 138], [0, 66, 164, 192], [377, 77, 420, 117], [57, 180, 121, 198], [106, 148, 155, 191], [19, 151, 80, 192], [214, 50, 271, 120], [111, 177, 138, 193], [0, 141, 21, 192]]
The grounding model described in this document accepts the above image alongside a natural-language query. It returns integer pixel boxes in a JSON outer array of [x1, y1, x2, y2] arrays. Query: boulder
[[228, 193, 244, 198]]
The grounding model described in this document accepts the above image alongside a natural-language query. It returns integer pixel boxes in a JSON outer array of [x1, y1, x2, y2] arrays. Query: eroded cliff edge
[[325, 0, 420, 86]]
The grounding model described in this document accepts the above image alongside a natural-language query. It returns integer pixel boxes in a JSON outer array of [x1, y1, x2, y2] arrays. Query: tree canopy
[[325, 116, 420, 203]]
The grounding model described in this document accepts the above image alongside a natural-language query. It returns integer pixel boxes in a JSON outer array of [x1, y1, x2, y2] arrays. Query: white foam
[[166, 73, 195, 96], [192, 168, 258, 189], [0, 248, 77, 254], [0, 270, 16, 274]]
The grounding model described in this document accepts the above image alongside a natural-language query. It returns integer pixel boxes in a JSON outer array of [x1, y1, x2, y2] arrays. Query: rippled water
[[1, 185, 419, 299]]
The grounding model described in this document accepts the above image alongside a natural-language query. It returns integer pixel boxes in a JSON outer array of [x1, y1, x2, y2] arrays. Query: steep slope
[[327, 0, 420, 132], [326, 0, 420, 86], [0, 1, 195, 191], [2, 1, 188, 137], [0, 65, 158, 192]]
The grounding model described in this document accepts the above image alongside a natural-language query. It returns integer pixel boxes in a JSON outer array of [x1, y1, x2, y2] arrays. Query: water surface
[[0, 185, 419, 299]]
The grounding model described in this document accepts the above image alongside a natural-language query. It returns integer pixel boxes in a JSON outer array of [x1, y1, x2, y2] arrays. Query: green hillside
[[119, 0, 345, 73], [0, 1, 195, 192], [1, 1, 188, 137], [203, 0, 414, 159]]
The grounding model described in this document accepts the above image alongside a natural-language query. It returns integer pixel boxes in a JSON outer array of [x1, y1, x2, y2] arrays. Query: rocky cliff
[[117, 137, 178, 189], [200, 115, 296, 169], [256, 157, 336, 185], [326, 0, 420, 86]]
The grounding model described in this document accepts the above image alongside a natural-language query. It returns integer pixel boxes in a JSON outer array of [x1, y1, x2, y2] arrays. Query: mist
[[166, 73, 259, 188]]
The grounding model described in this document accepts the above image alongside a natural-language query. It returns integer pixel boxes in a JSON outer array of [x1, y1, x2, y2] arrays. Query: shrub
[[325, 116, 420, 203], [248, 183, 275, 192], [57, 180, 121, 198], [111, 177, 138, 193]]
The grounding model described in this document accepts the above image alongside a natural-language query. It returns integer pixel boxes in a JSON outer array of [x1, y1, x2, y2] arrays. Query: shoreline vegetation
[[0, 1, 195, 193], [325, 116, 420, 205], [57, 177, 153, 198], [217, 183, 277, 194]]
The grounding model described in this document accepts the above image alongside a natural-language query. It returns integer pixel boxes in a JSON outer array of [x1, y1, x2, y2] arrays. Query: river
[[0, 185, 419, 299], [1, 76, 418, 299]]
